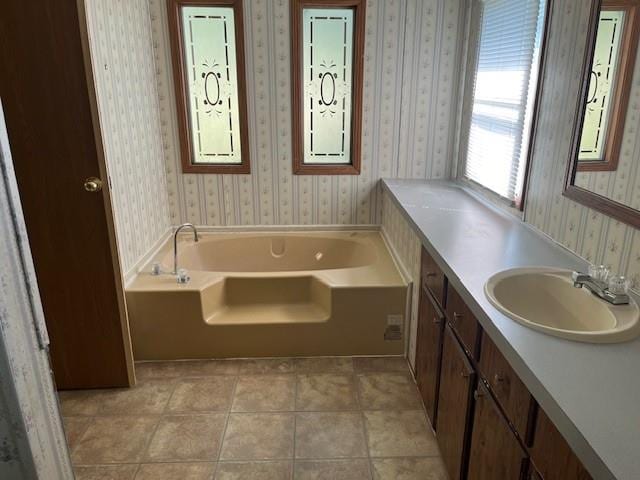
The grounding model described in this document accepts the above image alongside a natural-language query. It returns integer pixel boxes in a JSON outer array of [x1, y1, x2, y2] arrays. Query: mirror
[[565, 0, 640, 228]]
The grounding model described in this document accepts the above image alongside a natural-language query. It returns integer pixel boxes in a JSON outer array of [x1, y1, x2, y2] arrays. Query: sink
[[485, 267, 640, 343]]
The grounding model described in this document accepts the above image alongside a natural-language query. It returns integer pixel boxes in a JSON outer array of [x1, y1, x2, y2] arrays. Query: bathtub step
[[205, 303, 329, 325]]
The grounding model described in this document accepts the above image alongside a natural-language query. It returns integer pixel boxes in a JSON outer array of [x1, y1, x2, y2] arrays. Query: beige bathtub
[[126, 231, 408, 359]]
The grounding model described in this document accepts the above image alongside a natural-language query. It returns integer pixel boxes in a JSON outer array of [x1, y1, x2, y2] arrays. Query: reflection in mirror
[[565, 0, 640, 228]]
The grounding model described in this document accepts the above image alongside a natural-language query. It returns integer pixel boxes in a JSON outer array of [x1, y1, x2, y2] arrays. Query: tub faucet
[[173, 223, 199, 275]]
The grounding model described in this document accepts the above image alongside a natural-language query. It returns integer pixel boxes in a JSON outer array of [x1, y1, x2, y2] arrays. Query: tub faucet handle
[[177, 268, 190, 284]]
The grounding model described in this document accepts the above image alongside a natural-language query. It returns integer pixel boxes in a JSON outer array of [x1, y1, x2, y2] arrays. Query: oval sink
[[485, 267, 640, 343]]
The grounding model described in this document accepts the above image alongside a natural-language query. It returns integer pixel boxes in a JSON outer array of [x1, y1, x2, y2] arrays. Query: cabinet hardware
[[433, 317, 442, 325], [460, 371, 471, 378], [453, 312, 463, 320], [474, 389, 484, 400], [425, 272, 438, 278], [493, 373, 505, 385]]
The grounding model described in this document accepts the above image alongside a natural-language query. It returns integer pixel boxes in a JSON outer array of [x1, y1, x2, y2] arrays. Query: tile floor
[[59, 356, 448, 480]]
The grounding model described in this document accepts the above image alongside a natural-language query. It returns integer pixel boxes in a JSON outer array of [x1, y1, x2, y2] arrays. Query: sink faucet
[[571, 271, 629, 305], [173, 223, 199, 275]]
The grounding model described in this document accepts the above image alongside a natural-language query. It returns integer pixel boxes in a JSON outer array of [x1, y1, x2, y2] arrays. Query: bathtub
[[126, 230, 408, 359]]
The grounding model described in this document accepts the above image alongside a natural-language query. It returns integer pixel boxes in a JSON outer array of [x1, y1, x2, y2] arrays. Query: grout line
[[212, 375, 239, 477], [353, 372, 375, 480]]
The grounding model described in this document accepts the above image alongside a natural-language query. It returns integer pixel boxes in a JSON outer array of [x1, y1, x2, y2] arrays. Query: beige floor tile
[[63, 417, 92, 452], [215, 461, 292, 479], [236, 358, 295, 374], [371, 457, 447, 480], [294, 459, 371, 479], [58, 390, 106, 417], [145, 414, 227, 462], [294, 357, 354, 373], [136, 462, 216, 480], [296, 374, 359, 411], [353, 357, 409, 373], [100, 380, 175, 415], [135, 360, 241, 379], [167, 376, 236, 413], [231, 375, 296, 412], [74, 465, 138, 480], [71, 416, 158, 464], [220, 413, 294, 460], [356, 373, 421, 410], [295, 412, 367, 459], [364, 411, 439, 457]]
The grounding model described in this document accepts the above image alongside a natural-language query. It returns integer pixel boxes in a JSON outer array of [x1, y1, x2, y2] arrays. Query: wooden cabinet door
[[421, 247, 447, 308], [467, 382, 527, 480], [436, 325, 475, 480], [445, 284, 481, 359], [415, 286, 444, 426], [530, 409, 593, 480]]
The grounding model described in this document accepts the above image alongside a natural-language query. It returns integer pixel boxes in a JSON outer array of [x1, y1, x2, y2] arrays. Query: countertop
[[382, 178, 640, 480]]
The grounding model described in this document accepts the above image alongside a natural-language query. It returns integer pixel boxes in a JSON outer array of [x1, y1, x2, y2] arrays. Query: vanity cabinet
[[421, 248, 447, 308], [415, 255, 595, 480], [529, 409, 593, 480], [436, 325, 475, 480], [478, 333, 535, 440], [467, 381, 528, 479], [445, 285, 481, 359], [415, 285, 444, 426]]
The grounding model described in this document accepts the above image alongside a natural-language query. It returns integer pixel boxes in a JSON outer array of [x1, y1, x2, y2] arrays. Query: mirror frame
[[564, 0, 640, 229]]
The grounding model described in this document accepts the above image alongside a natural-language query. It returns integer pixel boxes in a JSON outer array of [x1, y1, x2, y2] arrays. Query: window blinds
[[464, 0, 545, 203]]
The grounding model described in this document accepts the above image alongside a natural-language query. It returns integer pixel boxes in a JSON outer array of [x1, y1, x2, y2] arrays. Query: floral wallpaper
[[381, 190, 422, 369], [149, 0, 467, 227], [524, 0, 640, 293], [85, 0, 171, 276]]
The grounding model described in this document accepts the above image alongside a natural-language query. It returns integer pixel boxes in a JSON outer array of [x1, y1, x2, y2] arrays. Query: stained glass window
[[579, 10, 626, 162], [302, 8, 354, 164]]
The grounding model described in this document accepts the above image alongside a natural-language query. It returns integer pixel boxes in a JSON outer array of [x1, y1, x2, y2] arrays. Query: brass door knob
[[84, 177, 103, 193]]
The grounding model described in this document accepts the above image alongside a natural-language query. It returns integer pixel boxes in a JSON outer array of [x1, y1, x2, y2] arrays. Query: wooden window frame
[[577, 0, 640, 172], [291, 0, 365, 175], [167, 0, 251, 174]]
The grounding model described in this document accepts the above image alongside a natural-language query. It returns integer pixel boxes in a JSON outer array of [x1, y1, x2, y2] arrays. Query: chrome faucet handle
[[571, 271, 590, 286]]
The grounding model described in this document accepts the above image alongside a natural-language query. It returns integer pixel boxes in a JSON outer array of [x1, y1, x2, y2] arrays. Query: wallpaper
[[574, 26, 640, 212], [524, 0, 640, 292], [0, 104, 72, 479], [149, 0, 467, 227], [381, 190, 422, 369], [85, 0, 171, 275]]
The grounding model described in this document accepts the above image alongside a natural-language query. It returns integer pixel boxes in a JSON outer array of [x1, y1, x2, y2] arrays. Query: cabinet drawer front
[[421, 247, 446, 308], [416, 287, 445, 426], [479, 333, 533, 439], [467, 382, 527, 480], [445, 284, 480, 359], [530, 409, 593, 480], [436, 325, 475, 480]]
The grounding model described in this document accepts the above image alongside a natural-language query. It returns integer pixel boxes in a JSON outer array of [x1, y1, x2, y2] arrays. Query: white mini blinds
[[463, 0, 547, 205]]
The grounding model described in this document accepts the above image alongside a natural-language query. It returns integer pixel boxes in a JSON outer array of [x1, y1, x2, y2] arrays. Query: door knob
[[84, 177, 103, 193]]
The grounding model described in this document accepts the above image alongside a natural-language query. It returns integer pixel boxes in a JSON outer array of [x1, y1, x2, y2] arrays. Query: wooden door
[[467, 382, 527, 480], [436, 325, 475, 480], [415, 286, 444, 426], [0, 0, 134, 388]]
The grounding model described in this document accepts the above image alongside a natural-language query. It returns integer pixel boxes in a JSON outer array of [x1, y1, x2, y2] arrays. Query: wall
[[85, 0, 171, 276], [381, 190, 422, 369], [149, 0, 467, 227], [524, 0, 640, 292], [0, 103, 72, 479]]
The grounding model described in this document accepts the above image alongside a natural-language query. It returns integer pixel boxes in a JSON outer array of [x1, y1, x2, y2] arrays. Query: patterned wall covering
[[149, 0, 467, 227], [85, 0, 171, 275], [381, 190, 422, 369], [524, 0, 640, 292]]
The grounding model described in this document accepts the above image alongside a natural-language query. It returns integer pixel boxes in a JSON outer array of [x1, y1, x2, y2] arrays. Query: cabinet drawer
[[530, 409, 593, 480], [467, 381, 528, 480], [479, 333, 534, 439], [436, 325, 475, 480], [415, 287, 445, 427], [445, 284, 481, 359], [421, 247, 446, 308]]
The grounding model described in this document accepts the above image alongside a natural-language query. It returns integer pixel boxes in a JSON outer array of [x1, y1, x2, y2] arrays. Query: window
[[462, 0, 548, 206], [578, 1, 639, 171], [168, 0, 250, 173], [291, 0, 366, 175]]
